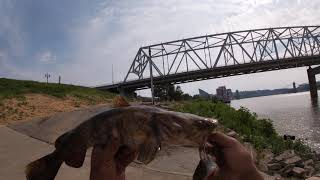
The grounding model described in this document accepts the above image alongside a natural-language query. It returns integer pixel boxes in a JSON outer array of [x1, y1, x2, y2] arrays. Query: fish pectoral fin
[[56, 132, 87, 168], [64, 144, 87, 168], [137, 139, 160, 164]]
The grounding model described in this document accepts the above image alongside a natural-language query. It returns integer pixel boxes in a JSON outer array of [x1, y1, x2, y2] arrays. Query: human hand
[[90, 137, 136, 180], [205, 132, 263, 180]]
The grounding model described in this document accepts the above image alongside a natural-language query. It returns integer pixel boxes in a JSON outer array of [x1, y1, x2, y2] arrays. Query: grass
[[0, 78, 116, 103], [173, 99, 311, 155]]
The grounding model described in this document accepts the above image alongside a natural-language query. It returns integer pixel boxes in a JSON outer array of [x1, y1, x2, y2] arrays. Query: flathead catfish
[[26, 104, 217, 180]]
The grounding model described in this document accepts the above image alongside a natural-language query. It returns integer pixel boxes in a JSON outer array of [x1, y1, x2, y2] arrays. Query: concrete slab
[[8, 105, 112, 144], [0, 126, 196, 180], [0, 126, 53, 180]]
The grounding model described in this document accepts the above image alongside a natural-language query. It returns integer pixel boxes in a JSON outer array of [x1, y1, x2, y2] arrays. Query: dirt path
[[0, 94, 112, 125], [8, 104, 112, 144]]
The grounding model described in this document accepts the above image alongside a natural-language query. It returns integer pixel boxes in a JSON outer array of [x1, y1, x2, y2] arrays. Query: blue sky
[[1, 0, 320, 95]]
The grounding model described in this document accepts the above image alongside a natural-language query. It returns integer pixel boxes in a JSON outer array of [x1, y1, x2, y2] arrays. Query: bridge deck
[[97, 56, 320, 92]]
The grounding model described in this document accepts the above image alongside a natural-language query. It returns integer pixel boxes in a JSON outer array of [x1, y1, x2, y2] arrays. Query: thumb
[[115, 146, 137, 169], [92, 135, 120, 162], [208, 132, 237, 148]]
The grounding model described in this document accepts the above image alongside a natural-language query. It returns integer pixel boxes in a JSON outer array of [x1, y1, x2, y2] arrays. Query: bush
[[173, 100, 311, 155]]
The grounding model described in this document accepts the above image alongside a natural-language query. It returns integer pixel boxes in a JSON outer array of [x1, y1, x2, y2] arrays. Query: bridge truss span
[[124, 26, 320, 83]]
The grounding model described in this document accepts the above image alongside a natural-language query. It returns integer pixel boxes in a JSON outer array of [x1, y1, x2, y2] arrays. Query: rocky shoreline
[[224, 129, 320, 179], [260, 149, 320, 179]]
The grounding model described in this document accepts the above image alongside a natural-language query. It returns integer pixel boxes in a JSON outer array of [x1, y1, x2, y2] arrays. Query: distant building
[[235, 90, 240, 99], [199, 89, 212, 99], [216, 86, 233, 103], [227, 89, 233, 99]]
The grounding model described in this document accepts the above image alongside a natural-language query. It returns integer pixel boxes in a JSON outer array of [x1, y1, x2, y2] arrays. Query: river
[[231, 91, 320, 152]]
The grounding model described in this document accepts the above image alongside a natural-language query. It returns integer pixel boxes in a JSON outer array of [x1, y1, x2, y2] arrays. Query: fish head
[[155, 111, 218, 146]]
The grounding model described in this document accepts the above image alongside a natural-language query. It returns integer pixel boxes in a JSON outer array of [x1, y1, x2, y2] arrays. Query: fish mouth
[[204, 118, 218, 125], [194, 118, 218, 131]]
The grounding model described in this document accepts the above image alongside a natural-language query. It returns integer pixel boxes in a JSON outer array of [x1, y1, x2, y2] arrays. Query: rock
[[315, 162, 320, 170], [259, 149, 274, 163], [258, 162, 269, 173], [291, 167, 306, 178], [302, 153, 318, 162], [257, 149, 274, 173], [305, 165, 316, 177], [280, 164, 295, 177], [274, 150, 295, 162], [226, 130, 238, 138], [267, 163, 282, 171], [284, 156, 302, 166], [304, 159, 315, 167], [306, 177, 320, 180], [274, 175, 283, 180], [315, 153, 320, 161]]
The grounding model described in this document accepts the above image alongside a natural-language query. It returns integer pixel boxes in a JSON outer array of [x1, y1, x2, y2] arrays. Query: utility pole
[[112, 64, 114, 84], [58, 76, 61, 84], [45, 73, 51, 84], [149, 47, 155, 105], [293, 82, 297, 93]]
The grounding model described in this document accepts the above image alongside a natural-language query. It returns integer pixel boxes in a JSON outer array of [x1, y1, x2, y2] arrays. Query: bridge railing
[[124, 26, 320, 82]]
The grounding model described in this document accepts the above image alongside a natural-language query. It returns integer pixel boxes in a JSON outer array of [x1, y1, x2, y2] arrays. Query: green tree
[[154, 85, 167, 100], [153, 84, 190, 101], [174, 86, 184, 100]]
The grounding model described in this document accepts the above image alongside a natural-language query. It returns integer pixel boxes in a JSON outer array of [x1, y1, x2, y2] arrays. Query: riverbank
[[0, 78, 115, 125], [171, 100, 320, 178]]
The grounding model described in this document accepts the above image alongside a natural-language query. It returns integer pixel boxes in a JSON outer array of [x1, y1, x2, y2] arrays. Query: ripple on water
[[231, 91, 320, 152]]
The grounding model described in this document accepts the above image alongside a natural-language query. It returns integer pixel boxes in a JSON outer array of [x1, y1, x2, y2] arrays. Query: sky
[[0, 0, 320, 95]]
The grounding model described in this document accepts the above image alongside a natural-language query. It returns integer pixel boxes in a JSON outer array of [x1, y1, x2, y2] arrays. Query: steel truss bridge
[[97, 26, 320, 96]]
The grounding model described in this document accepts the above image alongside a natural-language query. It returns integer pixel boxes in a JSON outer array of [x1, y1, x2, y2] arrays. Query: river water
[[231, 91, 320, 152]]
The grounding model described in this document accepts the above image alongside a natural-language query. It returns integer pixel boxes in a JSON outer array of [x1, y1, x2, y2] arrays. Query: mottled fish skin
[[26, 105, 217, 180], [59, 105, 217, 163]]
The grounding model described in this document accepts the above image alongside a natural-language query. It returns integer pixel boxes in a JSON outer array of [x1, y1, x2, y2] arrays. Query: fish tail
[[25, 150, 63, 180]]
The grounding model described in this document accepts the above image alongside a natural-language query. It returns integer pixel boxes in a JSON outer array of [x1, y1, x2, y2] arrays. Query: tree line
[[154, 84, 193, 101]]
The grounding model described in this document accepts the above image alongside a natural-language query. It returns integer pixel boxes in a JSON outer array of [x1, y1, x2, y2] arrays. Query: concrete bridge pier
[[307, 66, 320, 99], [119, 88, 136, 98]]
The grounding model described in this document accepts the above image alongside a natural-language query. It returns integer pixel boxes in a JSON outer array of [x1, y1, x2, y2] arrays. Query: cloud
[[37, 51, 57, 63], [1, 0, 320, 94], [0, 50, 37, 79], [0, 0, 25, 57]]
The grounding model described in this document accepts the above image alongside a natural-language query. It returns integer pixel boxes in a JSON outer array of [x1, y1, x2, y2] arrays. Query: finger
[[207, 132, 237, 148], [92, 135, 120, 161], [205, 167, 220, 180], [115, 146, 137, 170]]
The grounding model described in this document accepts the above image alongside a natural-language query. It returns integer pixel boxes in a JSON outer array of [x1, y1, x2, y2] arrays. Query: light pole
[[112, 64, 114, 84], [149, 47, 155, 105], [45, 73, 51, 84]]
